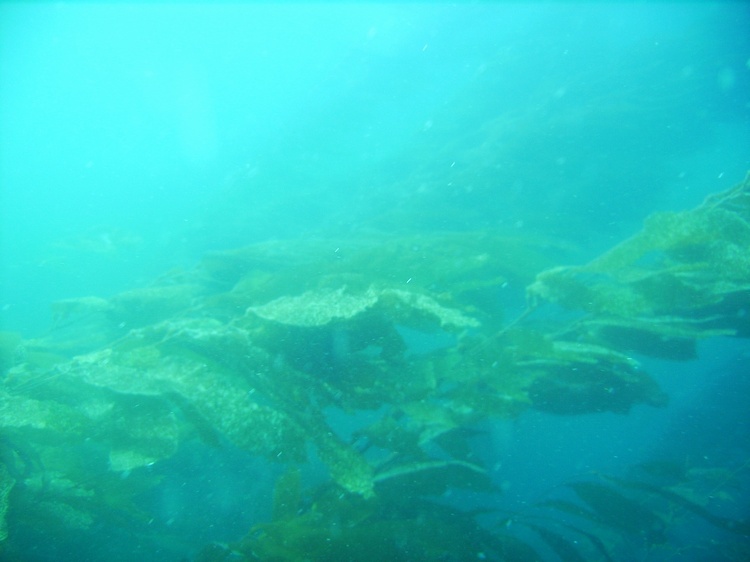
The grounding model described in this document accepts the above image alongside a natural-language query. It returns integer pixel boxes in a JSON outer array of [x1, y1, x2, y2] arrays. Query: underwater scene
[[1, 3, 749, 561]]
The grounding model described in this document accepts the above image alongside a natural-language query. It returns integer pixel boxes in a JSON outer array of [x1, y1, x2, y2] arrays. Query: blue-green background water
[[1, 3, 749, 561]]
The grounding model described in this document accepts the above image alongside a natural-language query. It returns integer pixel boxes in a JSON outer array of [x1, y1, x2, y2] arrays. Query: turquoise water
[[1, 3, 749, 561]]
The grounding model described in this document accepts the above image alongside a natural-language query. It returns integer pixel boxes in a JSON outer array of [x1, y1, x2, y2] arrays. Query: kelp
[[457, 327, 667, 415], [553, 521, 616, 562], [503, 505, 618, 562], [47, 321, 310, 463], [0, 388, 87, 437], [526, 172, 750, 359], [1, 175, 749, 555], [373, 458, 496, 496], [605, 475, 750, 535], [525, 523, 588, 562], [239, 469, 539, 562], [200, 230, 561, 300], [516, 462, 750, 561], [566, 481, 668, 543], [235, 455, 750, 562], [247, 285, 480, 331]]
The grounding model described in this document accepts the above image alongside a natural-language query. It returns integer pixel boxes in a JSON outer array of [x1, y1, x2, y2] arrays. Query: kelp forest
[[2, 170, 749, 561]]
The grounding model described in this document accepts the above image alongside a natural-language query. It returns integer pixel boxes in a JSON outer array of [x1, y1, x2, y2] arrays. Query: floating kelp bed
[[2, 174, 749, 560]]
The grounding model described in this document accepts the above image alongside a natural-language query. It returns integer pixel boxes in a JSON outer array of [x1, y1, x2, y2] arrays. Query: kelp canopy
[[1, 173, 749, 558]]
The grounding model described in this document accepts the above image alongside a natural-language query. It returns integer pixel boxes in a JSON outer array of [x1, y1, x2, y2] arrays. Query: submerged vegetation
[[2, 174, 750, 560]]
